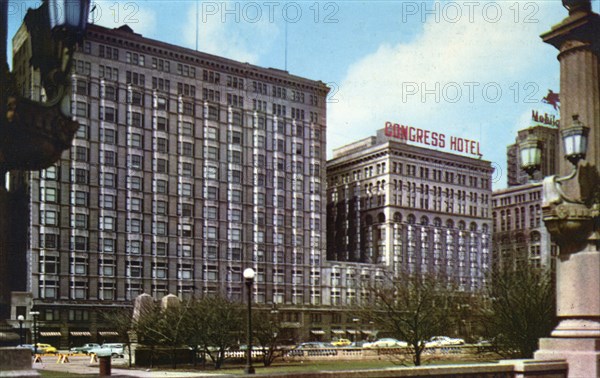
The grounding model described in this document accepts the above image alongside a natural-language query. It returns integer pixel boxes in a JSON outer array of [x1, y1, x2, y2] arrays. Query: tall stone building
[[10, 23, 329, 346], [326, 128, 494, 294]]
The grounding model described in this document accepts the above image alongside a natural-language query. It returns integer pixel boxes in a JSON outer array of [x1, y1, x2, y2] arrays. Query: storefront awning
[[331, 329, 346, 334], [40, 331, 62, 337], [70, 331, 92, 337], [346, 330, 358, 334], [310, 330, 325, 335], [99, 331, 119, 336], [362, 330, 376, 335]]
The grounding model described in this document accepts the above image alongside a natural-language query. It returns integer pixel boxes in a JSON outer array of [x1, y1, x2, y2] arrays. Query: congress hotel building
[[326, 129, 494, 294]]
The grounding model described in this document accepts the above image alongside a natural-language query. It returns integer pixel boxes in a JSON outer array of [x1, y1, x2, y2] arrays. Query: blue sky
[[8, 1, 598, 188]]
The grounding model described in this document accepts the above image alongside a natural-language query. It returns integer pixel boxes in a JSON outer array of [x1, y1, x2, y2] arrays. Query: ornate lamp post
[[243, 268, 256, 375], [29, 311, 39, 355], [521, 1, 600, 374], [17, 315, 24, 345], [0, 0, 89, 319]]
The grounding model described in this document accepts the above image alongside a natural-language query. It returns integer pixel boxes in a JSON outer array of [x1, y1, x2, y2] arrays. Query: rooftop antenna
[[284, 20, 288, 71], [195, 1, 199, 51]]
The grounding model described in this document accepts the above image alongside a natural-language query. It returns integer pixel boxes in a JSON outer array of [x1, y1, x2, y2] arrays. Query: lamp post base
[[535, 337, 600, 378], [244, 365, 255, 374]]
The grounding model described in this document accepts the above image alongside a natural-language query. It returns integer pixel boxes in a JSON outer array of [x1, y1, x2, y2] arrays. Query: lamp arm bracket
[[543, 171, 583, 207]]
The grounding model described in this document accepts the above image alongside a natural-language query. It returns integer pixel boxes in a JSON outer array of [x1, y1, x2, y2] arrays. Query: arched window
[[482, 224, 489, 234], [420, 216, 429, 226], [458, 221, 466, 230], [378, 213, 386, 223], [407, 214, 416, 224], [433, 217, 442, 227], [469, 222, 477, 232], [393, 212, 402, 222], [446, 219, 454, 228], [530, 231, 541, 242]]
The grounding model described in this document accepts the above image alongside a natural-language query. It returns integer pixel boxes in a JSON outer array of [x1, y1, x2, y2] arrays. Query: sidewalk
[[32, 356, 231, 377]]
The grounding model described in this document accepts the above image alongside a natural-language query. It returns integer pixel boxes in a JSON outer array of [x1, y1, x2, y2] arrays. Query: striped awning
[[70, 331, 92, 337], [40, 331, 62, 337], [331, 329, 346, 334], [310, 330, 325, 335], [99, 331, 119, 336]]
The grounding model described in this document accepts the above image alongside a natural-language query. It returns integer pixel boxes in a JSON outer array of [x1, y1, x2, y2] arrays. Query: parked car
[[363, 338, 408, 348], [88, 343, 124, 358], [425, 336, 465, 347], [287, 342, 336, 356], [331, 338, 352, 347], [34, 343, 58, 354], [70, 343, 101, 354]]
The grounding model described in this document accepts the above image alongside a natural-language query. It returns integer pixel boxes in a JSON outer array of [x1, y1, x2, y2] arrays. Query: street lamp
[[17, 315, 24, 345], [352, 318, 360, 342], [519, 130, 542, 178], [243, 268, 256, 375], [0, 0, 90, 172], [29, 311, 40, 355], [561, 115, 589, 167]]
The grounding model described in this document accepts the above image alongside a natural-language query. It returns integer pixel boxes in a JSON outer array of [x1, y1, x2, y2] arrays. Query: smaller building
[[491, 183, 557, 271]]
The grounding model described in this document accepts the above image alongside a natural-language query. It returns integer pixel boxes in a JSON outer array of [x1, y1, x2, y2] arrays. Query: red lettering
[[399, 125, 409, 140], [438, 134, 445, 148], [470, 140, 476, 155], [409, 127, 417, 142], [416, 128, 424, 143], [385, 121, 393, 136], [423, 130, 430, 145], [450, 136, 457, 150]]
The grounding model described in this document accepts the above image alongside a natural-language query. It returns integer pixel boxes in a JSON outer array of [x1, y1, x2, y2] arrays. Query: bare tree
[[190, 296, 244, 369], [253, 308, 285, 366], [360, 270, 460, 366], [480, 266, 556, 358], [99, 308, 134, 367], [131, 299, 192, 369]]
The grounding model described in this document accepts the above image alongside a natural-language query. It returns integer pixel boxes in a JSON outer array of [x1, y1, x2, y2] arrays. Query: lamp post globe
[[17, 315, 24, 345], [29, 311, 40, 355], [244, 268, 255, 374]]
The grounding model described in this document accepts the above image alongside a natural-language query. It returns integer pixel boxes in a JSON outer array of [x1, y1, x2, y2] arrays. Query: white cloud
[[179, 2, 279, 64], [327, 1, 563, 188], [91, 1, 157, 36]]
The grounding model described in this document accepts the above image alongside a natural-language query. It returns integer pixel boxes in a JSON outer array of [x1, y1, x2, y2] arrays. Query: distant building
[[507, 110, 560, 186], [326, 128, 494, 294], [494, 109, 560, 271], [10, 23, 329, 346], [491, 183, 557, 270]]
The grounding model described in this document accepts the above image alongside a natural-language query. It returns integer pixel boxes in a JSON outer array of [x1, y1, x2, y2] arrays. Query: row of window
[[333, 163, 491, 190]]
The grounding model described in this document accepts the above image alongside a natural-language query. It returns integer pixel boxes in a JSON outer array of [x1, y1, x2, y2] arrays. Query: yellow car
[[331, 338, 352, 347], [34, 343, 58, 354]]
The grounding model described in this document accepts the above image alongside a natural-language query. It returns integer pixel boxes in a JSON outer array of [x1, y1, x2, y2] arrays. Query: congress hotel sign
[[384, 121, 482, 157]]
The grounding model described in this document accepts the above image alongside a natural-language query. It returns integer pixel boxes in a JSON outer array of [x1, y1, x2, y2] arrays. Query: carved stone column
[[534, 2, 600, 377]]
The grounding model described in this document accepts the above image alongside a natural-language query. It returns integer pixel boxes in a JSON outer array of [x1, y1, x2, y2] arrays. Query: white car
[[363, 338, 408, 348], [88, 343, 125, 358], [425, 336, 465, 347]]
